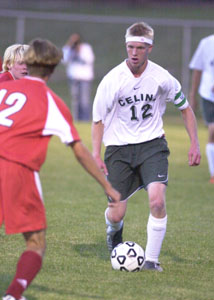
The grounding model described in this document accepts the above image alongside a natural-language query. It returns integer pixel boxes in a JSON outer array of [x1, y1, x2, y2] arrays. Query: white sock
[[206, 143, 214, 177], [145, 214, 167, 263], [105, 208, 123, 234]]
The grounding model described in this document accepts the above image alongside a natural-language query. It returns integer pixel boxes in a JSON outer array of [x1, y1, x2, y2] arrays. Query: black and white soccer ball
[[111, 241, 145, 272]]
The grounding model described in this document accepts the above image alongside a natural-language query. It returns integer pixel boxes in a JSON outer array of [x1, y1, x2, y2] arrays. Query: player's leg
[[105, 200, 127, 252], [1, 160, 47, 299], [206, 122, 214, 183], [70, 79, 79, 121], [79, 80, 91, 121], [4, 230, 46, 300], [104, 145, 139, 252], [201, 98, 214, 183], [143, 182, 167, 271], [138, 138, 169, 271]]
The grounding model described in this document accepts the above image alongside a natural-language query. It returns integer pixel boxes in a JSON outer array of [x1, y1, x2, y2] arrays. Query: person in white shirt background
[[189, 34, 214, 184], [92, 21, 201, 272], [62, 33, 95, 121]]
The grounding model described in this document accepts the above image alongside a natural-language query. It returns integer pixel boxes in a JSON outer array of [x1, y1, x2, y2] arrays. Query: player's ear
[[148, 45, 153, 53], [7, 62, 12, 71]]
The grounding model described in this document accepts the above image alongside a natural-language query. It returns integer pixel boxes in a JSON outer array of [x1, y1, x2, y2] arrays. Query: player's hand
[[94, 156, 109, 176], [106, 188, 121, 208], [67, 33, 80, 46], [188, 142, 201, 166]]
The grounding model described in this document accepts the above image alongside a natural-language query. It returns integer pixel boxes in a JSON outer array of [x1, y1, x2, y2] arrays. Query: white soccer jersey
[[189, 35, 214, 103], [93, 60, 188, 146]]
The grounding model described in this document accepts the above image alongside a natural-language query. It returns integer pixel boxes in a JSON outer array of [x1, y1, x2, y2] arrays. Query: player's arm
[[69, 140, 120, 205], [189, 69, 202, 112], [172, 79, 201, 166], [181, 105, 201, 166], [92, 120, 108, 175]]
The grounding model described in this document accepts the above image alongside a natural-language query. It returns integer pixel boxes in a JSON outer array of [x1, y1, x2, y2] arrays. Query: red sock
[[6, 250, 42, 299]]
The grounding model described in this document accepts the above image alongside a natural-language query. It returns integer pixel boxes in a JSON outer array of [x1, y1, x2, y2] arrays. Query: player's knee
[[23, 230, 46, 257], [108, 209, 124, 223], [107, 202, 126, 223], [111, 214, 123, 223], [150, 198, 165, 214]]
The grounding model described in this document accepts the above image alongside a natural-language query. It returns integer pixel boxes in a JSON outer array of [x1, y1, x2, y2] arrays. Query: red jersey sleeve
[[43, 87, 80, 144]]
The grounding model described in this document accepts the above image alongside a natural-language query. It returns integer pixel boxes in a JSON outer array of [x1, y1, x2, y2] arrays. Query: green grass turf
[[0, 117, 214, 300]]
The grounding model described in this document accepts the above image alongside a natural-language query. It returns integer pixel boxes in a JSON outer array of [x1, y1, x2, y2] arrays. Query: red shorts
[[0, 157, 47, 234]]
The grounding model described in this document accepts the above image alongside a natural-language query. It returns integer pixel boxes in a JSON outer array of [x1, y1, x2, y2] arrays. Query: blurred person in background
[[189, 34, 214, 184], [62, 33, 95, 121], [0, 44, 29, 82], [0, 38, 120, 300], [92, 21, 201, 272]]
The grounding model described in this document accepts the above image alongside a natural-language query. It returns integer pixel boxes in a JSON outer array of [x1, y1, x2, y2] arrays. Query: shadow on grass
[[32, 283, 107, 299], [73, 239, 110, 261], [0, 275, 106, 300], [73, 242, 191, 264], [163, 249, 189, 263]]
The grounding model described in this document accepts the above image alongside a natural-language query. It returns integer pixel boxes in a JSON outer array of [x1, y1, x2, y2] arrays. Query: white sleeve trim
[[42, 92, 74, 144]]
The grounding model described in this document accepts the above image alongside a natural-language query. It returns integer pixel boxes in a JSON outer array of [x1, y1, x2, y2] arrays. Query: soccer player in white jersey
[[189, 34, 214, 184], [92, 22, 201, 271]]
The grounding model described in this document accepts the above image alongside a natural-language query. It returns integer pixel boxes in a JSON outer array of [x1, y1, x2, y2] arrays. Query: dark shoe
[[143, 260, 163, 272], [106, 225, 123, 253]]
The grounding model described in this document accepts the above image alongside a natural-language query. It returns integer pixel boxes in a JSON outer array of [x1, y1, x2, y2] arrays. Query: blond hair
[[2, 44, 29, 72], [125, 22, 154, 42], [24, 38, 62, 77]]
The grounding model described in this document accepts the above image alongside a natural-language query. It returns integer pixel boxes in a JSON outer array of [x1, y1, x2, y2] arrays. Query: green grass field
[[0, 117, 214, 300]]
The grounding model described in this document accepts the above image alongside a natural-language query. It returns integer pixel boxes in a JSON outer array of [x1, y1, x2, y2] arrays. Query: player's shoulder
[[148, 60, 180, 90], [81, 42, 93, 51], [46, 86, 69, 109], [20, 76, 47, 93], [148, 60, 168, 73], [46, 86, 62, 101], [203, 34, 214, 41], [200, 34, 214, 46], [22, 77, 63, 104], [102, 61, 126, 81], [0, 71, 13, 82], [9, 77, 49, 98], [148, 60, 173, 81]]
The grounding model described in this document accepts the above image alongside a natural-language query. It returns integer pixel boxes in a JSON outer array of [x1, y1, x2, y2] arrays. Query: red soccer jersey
[[0, 57, 2, 72], [0, 76, 80, 171], [0, 71, 14, 82]]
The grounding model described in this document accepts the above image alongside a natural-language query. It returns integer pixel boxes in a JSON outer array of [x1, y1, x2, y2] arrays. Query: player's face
[[8, 61, 28, 80], [126, 42, 153, 75]]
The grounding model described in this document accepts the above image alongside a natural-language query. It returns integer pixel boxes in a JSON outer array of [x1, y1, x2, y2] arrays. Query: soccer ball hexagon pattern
[[111, 241, 145, 272]]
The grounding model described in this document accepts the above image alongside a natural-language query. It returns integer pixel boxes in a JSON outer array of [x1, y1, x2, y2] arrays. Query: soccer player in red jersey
[[0, 38, 120, 300], [0, 44, 29, 82]]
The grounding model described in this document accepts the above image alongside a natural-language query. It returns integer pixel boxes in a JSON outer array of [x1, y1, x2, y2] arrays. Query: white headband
[[125, 36, 153, 45]]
